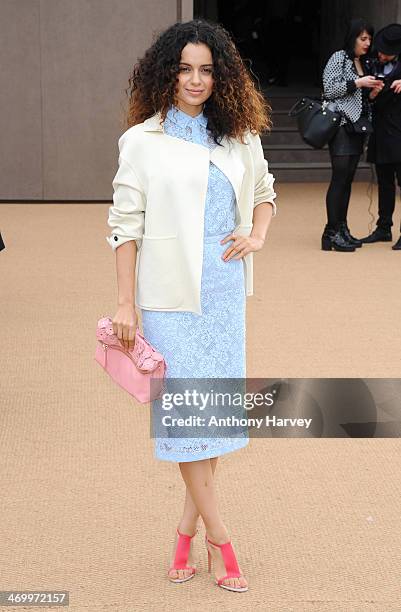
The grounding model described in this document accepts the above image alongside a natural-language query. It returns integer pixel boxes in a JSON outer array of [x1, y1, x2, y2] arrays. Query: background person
[[362, 23, 401, 250], [321, 18, 380, 252]]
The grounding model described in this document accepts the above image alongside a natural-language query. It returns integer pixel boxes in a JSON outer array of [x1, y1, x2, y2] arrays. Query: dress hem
[[154, 437, 249, 463]]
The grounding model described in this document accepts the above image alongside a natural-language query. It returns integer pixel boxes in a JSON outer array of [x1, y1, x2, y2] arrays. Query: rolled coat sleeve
[[249, 132, 277, 216], [106, 145, 146, 252], [323, 51, 352, 100]]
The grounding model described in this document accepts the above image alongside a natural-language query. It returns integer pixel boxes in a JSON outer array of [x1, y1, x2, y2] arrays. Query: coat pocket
[[136, 234, 183, 308]]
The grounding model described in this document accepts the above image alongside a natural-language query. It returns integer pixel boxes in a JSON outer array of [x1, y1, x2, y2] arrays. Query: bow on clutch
[[94, 316, 167, 404]]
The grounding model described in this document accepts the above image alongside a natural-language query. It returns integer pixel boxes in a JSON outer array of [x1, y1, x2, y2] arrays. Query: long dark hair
[[343, 18, 374, 59], [124, 18, 271, 144]]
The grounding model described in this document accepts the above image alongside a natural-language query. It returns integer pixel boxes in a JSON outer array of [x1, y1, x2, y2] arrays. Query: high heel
[[204, 533, 248, 592], [206, 536, 212, 573], [167, 527, 198, 583]]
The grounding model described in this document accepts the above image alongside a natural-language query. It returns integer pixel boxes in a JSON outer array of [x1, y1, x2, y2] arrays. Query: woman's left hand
[[390, 79, 401, 94], [220, 233, 265, 261]]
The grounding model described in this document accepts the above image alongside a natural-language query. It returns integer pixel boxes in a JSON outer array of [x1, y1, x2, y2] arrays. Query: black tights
[[325, 154, 360, 230]]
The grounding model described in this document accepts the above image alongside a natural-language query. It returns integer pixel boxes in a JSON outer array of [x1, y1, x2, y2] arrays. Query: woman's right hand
[[356, 76, 383, 89], [112, 303, 138, 352]]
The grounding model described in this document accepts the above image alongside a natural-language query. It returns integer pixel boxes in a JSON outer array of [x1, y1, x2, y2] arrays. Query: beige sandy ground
[[1, 183, 401, 611]]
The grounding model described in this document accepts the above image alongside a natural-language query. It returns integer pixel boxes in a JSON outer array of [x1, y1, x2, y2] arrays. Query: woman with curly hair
[[106, 18, 276, 592]]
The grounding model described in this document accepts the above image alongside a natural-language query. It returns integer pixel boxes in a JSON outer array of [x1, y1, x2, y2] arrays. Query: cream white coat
[[106, 111, 277, 315]]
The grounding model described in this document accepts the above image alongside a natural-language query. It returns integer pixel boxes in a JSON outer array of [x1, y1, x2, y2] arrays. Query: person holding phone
[[321, 18, 381, 251], [361, 24, 401, 250]]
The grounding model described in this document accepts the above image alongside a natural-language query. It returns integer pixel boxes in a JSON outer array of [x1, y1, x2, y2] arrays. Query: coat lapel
[[142, 111, 245, 213], [209, 138, 245, 208]]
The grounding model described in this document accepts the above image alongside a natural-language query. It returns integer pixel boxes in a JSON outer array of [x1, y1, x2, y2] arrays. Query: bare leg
[[178, 457, 248, 590], [168, 457, 218, 581]]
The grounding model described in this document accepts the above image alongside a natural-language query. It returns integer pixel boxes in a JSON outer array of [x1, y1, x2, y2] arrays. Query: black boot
[[360, 227, 392, 243], [339, 222, 363, 248], [321, 226, 356, 252], [392, 235, 401, 250]]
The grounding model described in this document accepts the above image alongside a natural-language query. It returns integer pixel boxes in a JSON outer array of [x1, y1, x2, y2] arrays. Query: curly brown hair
[[123, 18, 272, 144]]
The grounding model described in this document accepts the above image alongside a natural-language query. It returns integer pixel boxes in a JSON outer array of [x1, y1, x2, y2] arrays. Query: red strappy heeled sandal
[[167, 528, 198, 583], [205, 533, 248, 592]]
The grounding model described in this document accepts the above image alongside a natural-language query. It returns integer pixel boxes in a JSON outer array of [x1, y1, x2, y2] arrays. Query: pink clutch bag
[[94, 316, 167, 404]]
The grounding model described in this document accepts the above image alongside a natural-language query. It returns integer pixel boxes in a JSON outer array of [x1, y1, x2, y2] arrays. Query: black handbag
[[288, 97, 342, 149], [344, 116, 373, 135]]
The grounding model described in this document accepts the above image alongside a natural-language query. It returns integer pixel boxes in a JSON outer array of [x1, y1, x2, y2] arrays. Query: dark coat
[[367, 59, 401, 164]]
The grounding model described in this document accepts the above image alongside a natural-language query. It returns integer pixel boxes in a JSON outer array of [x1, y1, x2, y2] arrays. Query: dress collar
[[165, 105, 208, 128], [142, 108, 212, 133]]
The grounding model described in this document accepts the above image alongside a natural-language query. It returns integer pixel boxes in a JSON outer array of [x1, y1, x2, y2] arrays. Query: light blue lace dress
[[141, 105, 249, 462]]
